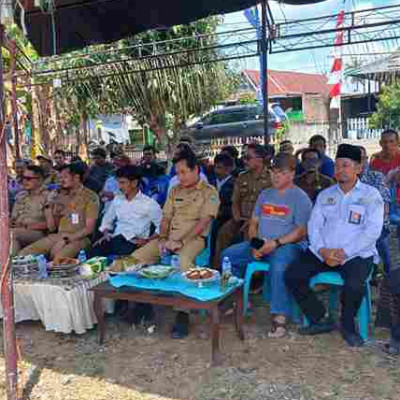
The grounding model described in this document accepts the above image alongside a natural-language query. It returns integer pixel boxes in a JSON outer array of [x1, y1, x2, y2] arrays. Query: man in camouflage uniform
[[11, 165, 50, 255], [20, 163, 99, 264], [213, 143, 271, 268]]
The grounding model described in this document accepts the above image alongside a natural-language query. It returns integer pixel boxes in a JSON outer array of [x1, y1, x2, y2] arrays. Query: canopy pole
[[0, 23, 19, 400], [261, 0, 269, 144], [11, 40, 20, 160]]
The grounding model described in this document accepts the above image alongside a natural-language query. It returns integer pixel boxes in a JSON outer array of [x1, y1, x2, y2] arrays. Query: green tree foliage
[[33, 16, 241, 143], [370, 80, 400, 130]]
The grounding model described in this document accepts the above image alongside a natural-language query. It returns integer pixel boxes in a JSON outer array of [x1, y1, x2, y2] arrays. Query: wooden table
[[90, 282, 244, 365]]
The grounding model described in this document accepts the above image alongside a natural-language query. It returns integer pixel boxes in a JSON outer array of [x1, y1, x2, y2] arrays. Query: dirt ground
[[0, 225, 399, 400], [0, 300, 399, 400]]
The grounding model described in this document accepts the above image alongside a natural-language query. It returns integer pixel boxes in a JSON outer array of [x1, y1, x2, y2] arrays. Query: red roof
[[243, 69, 330, 97]]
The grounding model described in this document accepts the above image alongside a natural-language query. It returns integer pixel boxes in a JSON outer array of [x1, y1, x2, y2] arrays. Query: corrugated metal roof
[[345, 50, 400, 79], [242, 69, 330, 97]]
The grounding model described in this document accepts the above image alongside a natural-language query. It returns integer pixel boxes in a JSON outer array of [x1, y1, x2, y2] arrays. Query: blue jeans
[[221, 241, 302, 318]]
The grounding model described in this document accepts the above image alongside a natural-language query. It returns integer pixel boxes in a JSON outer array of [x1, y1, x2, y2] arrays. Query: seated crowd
[[7, 131, 400, 351]]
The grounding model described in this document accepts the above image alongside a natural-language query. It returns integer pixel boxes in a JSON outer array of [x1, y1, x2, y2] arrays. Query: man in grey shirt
[[222, 153, 312, 338]]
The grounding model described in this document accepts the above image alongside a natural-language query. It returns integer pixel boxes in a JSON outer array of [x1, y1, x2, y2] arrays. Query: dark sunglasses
[[22, 175, 39, 181]]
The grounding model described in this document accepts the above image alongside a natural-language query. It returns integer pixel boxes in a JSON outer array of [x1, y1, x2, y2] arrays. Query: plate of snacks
[[182, 268, 219, 285], [109, 255, 140, 274], [50, 258, 80, 278], [137, 265, 176, 279]]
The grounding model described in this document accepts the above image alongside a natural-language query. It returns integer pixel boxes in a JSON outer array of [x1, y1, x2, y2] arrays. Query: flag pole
[[261, 0, 269, 144]]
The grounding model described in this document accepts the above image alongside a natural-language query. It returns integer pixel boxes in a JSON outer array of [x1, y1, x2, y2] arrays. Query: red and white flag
[[329, 9, 345, 108]]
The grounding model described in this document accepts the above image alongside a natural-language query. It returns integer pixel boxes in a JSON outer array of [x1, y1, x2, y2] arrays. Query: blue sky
[[221, 0, 399, 75]]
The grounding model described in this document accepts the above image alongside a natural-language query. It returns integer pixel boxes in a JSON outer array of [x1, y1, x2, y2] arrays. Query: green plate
[[138, 265, 175, 279]]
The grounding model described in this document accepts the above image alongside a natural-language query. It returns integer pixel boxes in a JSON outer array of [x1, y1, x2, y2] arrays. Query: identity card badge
[[71, 213, 80, 225]]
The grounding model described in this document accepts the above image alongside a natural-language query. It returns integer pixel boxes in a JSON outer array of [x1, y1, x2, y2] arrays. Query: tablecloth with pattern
[[0, 274, 108, 334]]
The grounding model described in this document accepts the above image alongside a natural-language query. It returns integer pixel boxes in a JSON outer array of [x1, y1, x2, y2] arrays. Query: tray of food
[[50, 258, 80, 278], [137, 265, 176, 279], [182, 268, 220, 284]]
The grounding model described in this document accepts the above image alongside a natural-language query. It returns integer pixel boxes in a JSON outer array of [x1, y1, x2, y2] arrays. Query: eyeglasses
[[244, 155, 263, 161], [22, 175, 39, 181]]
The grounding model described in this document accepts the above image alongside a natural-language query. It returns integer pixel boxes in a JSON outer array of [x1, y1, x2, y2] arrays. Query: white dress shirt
[[308, 180, 384, 263], [168, 172, 208, 195], [216, 175, 232, 192], [99, 191, 162, 240]]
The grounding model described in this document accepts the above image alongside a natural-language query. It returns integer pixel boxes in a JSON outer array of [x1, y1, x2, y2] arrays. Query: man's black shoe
[[384, 338, 400, 355], [171, 312, 189, 339], [298, 318, 336, 336], [341, 329, 364, 347]]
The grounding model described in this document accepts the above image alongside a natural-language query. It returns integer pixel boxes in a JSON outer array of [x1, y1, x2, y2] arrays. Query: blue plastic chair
[[160, 234, 211, 267], [243, 261, 271, 315], [195, 235, 211, 267], [302, 271, 372, 341], [243, 261, 301, 323], [194, 223, 214, 267]]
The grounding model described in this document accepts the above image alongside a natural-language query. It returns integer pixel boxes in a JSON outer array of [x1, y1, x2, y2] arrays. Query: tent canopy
[[18, 0, 328, 56]]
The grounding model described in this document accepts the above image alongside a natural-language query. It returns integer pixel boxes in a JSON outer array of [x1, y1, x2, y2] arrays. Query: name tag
[[348, 205, 365, 225], [71, 213, 80, 225]]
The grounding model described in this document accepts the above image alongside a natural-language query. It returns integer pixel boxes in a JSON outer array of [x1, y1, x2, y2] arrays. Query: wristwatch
[[274, 238, 283, 248]]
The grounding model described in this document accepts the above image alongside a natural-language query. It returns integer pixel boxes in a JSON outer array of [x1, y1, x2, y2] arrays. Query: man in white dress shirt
[[285, 144, 384, 347], [90, 165, 162, 257]]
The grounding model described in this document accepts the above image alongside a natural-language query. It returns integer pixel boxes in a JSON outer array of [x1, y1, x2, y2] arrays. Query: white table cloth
[[0, 274, 108, 334]]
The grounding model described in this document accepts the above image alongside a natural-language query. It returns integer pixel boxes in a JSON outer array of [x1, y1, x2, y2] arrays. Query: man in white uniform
[[286, 144, 384, 347], [90, 165, 162, 257]]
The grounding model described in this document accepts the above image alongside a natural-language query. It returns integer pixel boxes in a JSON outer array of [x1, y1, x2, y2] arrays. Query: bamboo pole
[[0, 23, 19, 400], [11, 40, 20, 160]]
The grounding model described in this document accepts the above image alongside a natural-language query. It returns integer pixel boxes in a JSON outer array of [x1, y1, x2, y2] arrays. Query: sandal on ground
[[268, 316, 287, 338]]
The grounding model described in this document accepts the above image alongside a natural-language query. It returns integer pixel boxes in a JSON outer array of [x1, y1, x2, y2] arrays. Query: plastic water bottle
[[221, 256, 232, 291], [222, 257, 232, 277], [160, 248, 170, 265], [171, 255, 180, 269], [37, 255, 48, 279], [78, 250, 87, 264]]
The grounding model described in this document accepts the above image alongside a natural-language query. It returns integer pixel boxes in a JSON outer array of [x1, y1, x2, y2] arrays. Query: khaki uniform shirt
[[163, 180, 220, 241], [294, 172, 335, 203], [11, 187, 49, 226], [52, 186, 99, 234], [232, 167, 272, 220]]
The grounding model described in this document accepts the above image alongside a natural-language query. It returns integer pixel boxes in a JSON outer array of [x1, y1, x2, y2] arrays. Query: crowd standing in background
[[6, 130, 400, 352]]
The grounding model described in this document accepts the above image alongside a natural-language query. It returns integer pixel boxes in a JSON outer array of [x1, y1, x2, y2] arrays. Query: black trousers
[[285, 249, 373, 332], [89, 234, 137, 258]]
